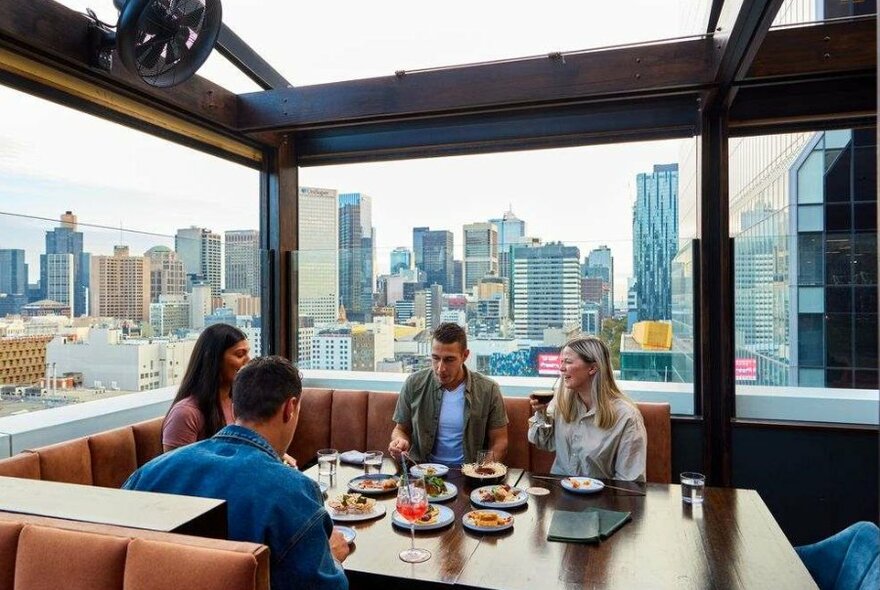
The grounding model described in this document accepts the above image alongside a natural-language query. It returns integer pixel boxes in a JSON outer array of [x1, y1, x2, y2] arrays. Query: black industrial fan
[[91, 0, 222, 88]]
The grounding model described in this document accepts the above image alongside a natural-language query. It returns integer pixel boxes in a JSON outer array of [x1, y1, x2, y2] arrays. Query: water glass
[[363, 451, 383, 475], [476, 449, 495, 467], [680, 472, 705, 504], [317, 448, 339, 476]]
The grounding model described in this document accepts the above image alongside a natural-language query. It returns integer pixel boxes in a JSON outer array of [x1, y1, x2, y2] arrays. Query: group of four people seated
[[124, 322, 647, 590]]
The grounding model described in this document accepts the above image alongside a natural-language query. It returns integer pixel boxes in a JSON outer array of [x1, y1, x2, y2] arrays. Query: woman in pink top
[[162, 324, 251, 452]]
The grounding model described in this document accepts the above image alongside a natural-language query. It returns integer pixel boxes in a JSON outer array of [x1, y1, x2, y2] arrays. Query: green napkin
[[547, 508, 632, 544], [547, 510, 600, 543]]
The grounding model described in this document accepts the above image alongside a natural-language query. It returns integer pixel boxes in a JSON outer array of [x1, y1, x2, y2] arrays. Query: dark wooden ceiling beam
[[215, 24, 291, 91], [236, 37, 717, 132], [0, 0, 240, 132]]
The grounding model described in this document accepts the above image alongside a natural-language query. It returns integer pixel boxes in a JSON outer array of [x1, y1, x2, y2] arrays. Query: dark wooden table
[[0, 475, 227, 539], [304, 464, 816, 590]]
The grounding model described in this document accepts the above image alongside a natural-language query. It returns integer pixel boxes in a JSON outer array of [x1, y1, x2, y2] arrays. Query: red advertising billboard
[[537, 353, 561, 376], [735, 358, 757, 381]]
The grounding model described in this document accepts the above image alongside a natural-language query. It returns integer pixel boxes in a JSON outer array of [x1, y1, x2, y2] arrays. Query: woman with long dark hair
[[528, 335, 647, 481], [162, 324, 251, 452]]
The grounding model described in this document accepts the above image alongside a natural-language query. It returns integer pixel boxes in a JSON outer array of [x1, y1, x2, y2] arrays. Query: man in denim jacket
[[124, 356, 349, 590]]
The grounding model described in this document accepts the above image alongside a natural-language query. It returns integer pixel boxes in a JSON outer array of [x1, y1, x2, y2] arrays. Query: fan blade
[[137, 41, 166, 69], [180, 5, 205, 30], [139, 3, 170, 36], [166, 38, 182, 63]]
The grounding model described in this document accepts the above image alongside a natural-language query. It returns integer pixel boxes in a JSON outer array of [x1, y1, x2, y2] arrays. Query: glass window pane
[[825, 146, 852, 202], [824, 129, 853, 150], [826, 234, 852, 286], [825, 286, 852, 314], [798, 205, 824, 231], [798, 287, 824, 313], [854, 286, 878, 314], [854, 203, 877, 231], [798, 367, 825, 387], [797, 150, 824, 204], [854, 370, 879, 390], [825, 313, 853, 368], [798, 314, 824, 366], [825, 204, 850, 231], [854, 314, 879, 370], [797, 233, 823, 285], [853, 233, 878, 285]]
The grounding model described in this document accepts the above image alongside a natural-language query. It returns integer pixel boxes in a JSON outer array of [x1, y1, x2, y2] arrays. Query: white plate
[[470, 485, 528, 509], [427, 481, 458, 502], [326, 502, 387, 522], [410, 463, 449, 478], [560, 477, 605, 494], [462, 509, 514, 533], [392, 504, 455, 531], [348, 474, 400, 495], [335, 525, 357, 544]]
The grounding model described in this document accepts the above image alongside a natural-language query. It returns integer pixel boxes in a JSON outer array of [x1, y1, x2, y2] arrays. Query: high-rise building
[[390, 247, 411, 274], [40, 211, 89, 316], [299, 187, 339, 326], [633, 164, 679, 321], [311, 328, 352, 371], [585, 245, 615, 317], [339, 192, 374, 322], [512, 243, 581, 340], [412, 227, 428, 270], [417, 229, 454, 292], [189, 283, 213, 330], [0, 249, 28, 316], [224, 230, 260, 296], [45, 253, 74, 318], [89, 246, 150, 321], [175, 226, 221, 295], [463, 222, 498, 292], [453, 260, 463, 294], [489, 208, 526, 281], [149, 294, 190, 336], [145, 246, 185, 303]]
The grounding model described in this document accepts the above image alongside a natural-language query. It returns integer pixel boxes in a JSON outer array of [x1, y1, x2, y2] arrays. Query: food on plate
[[328, 493, 376, 515], [477, 484, 520, 503], [425, 476, 447, 498], [564, 478, 591, 489], [422, 466, 437, 476], [461, 461, 508, 478], [354, 477, 399, 491], [416, 505, 441, 525], [466, 510, 512, 528]]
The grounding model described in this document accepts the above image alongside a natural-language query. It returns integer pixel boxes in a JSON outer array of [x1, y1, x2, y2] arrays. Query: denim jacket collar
[[215, 424, 282, 462]]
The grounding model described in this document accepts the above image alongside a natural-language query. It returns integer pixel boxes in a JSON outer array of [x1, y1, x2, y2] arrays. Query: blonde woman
[[528, 336, 647, 482]]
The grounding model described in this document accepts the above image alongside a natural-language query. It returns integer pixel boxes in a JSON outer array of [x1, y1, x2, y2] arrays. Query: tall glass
[[317, 449, 338, 477], [529, 390, 554, 429], [363, 451, 383, 475], [396, 476, 431, 563]]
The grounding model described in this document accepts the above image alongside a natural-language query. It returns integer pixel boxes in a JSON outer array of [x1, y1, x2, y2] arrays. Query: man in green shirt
[[388, 323, 509, 466]]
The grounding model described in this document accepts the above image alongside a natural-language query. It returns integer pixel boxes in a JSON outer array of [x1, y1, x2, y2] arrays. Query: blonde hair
[[555, 336, 636, 429]]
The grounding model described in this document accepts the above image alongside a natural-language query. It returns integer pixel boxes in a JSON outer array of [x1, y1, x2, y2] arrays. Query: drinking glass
[[680, 472, 705, 504], [363, 451, 383, 475], [476, 449, 495, 468], [396, 477, 431, 563], [317, 449, 339, 477], [529, 390, 554, 429]]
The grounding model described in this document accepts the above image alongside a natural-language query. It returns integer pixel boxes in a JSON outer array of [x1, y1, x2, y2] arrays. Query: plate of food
[[410, 463, 449, 478], [334, 525, 357, 544], [326, 493, 387, 522], [470, 484, 528, 509], [461, 461, 508, 483], [348, 474, 400, 494], [425, 475, 457, 502], [392, 504, 455, 531], [560, 476, 605, 494], [462, 509, 514, 532]]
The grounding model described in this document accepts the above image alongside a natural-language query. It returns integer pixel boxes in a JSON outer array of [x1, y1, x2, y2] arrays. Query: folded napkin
[[339, 450, 365, 465], [547, 508, 631, 544]]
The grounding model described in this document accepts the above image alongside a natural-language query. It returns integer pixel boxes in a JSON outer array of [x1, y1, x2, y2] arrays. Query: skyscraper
[[40, 211, 89, 316], [145, 246, 185, 303], [0, 249, 27, 296], [390, 247, 411, 274], [463, 222, 498, 292], [512, 243, 581, 340], [299, 187, 339, 326], [89, 246, 150, 321], [175, 226, 221, 295], [633, 164, 679, 321], [338, 192, 374, 322], [412, 227, 428, 271], [45, 253, 74, 318], [488, 208, 526, 281], [224, 230, 260, 296], [585, 245, 615, 317], [417, 229, 454, 292]]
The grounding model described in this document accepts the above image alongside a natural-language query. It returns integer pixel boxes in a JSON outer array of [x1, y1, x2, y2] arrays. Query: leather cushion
[[123, 538, 259, 590], [0, 521, 22, 590], [288, 388, 333, 464], [0, 451, 40, 480], [637, 402, 672, 484], [330, 390, 369, 453], [13, 524, 128, 590], [34, 437, 92, 485], [503, 397, 531, 470], [131, 418, 164, 466], [366, 391, 398, 453], [88, 426, 138, 488]]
